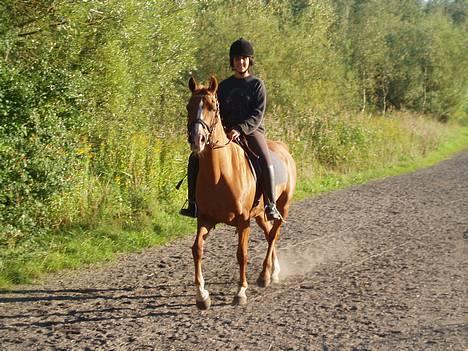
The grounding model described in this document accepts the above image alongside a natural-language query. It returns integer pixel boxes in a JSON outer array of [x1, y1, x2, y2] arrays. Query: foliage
[[335, 0, 467, 118], [0, 15, 85, 242], [0, 0, 466, 286], [193, 0, 358, 112], [0, 0, 195, 241]]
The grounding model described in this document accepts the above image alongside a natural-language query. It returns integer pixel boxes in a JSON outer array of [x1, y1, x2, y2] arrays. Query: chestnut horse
[[186, 76, 296, 309]]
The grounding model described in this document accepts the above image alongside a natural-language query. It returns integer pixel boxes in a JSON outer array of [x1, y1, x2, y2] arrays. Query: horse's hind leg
[[192, 219, 214, 310], [255, 216, 282, 287], [271, 243, 281, 284]]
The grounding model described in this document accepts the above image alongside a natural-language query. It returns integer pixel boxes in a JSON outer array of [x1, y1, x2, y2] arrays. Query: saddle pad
[[271, 151, 288, 185], [246, 151, 288, 185]]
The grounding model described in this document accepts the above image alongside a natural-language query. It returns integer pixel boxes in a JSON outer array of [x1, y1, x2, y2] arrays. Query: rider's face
[[233, 56, 250, 75]]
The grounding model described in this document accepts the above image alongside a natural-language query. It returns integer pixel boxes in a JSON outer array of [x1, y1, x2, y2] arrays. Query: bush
[[0, 62, 83, 242]]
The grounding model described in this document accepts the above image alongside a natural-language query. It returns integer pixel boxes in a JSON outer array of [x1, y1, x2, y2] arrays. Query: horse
[[186, 76, 296, 309]]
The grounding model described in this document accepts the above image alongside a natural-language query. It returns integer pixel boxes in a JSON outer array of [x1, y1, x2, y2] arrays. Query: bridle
[[188, 93, 231, 150]]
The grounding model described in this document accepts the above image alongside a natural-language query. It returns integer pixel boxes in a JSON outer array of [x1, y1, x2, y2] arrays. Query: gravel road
[[1, 151, 467, 351]]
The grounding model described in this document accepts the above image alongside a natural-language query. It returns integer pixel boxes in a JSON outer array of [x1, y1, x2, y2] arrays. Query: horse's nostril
[[195, 134, 204, 146]]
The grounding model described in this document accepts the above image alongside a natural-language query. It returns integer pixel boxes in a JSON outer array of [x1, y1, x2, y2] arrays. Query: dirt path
[[1, 152, 467, 351]]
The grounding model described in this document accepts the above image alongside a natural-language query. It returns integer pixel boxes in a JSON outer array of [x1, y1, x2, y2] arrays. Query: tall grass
[[0, 129, 194, 287], [293, 114, 466, 199]]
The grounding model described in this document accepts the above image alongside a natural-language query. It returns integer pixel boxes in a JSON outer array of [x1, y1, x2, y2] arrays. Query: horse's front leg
[[192, 219, 214, 310], [233, 220, 251, 306]]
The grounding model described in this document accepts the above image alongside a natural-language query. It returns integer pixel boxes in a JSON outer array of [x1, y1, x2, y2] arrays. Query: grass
[[294, 125, 468, 200], [1, 123, 466, 289], [0, 211, 194, 288]]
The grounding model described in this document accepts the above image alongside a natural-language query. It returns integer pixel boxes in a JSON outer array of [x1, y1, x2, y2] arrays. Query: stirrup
[[265, 203, 281, 221]]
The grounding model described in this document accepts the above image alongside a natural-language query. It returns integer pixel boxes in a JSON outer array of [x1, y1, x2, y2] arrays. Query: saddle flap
[[236, 139, 288, 208]]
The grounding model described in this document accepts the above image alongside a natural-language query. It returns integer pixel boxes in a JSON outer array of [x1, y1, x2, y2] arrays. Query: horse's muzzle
[[190, 126, 207, 153]]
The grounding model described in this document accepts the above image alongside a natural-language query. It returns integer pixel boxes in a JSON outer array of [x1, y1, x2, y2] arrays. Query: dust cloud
[[278, 235, 355, 279]]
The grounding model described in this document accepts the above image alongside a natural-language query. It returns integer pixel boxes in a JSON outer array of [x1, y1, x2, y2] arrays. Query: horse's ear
[[208, 76, 218, 93], [189, 76, 197, 93]]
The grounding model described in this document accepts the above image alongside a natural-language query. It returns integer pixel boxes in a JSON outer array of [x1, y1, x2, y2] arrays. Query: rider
[[180, 38, 281, 221]]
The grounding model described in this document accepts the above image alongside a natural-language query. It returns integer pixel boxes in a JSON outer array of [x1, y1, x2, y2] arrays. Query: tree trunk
[[422, 66, 427, 113], [361, 72, 367, 113]]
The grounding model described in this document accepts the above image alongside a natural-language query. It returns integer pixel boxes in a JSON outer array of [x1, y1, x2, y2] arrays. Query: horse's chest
[[197, 180, 254, 218]]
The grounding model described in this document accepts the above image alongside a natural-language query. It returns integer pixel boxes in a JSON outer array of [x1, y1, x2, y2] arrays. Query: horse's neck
[[199, 137, 244, 183], [212, 122, 229, 147]]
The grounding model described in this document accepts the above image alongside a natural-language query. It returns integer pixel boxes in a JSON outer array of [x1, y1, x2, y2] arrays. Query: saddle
[[235, 137, 263, 208], [236, 137, 260, 178], [235, 136, 288, 209]]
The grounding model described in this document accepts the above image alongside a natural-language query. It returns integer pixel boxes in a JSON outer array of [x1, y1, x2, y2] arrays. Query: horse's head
[[186, 76, 220, 153]]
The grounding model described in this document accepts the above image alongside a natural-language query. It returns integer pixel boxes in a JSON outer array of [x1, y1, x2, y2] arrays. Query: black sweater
[[217, 75, 266, 135]]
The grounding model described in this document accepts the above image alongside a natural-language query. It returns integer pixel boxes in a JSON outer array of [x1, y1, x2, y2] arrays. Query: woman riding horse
[[185, 75, 296, 309], [183, 39, 296, 309], [180, 38, 281, 221]]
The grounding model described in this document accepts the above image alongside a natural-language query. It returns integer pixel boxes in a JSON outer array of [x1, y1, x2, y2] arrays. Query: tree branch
[[18, 20, 67, 37]]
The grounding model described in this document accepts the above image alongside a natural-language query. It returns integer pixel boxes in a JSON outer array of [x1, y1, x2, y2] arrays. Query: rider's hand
[[227, 129, 241, 141]]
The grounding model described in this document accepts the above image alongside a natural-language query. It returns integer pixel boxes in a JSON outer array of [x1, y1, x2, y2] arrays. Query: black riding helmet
[[229, 38, 254, 68]]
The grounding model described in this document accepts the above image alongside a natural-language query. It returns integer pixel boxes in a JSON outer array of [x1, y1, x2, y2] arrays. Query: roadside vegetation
[[1, 0, 466, 287]]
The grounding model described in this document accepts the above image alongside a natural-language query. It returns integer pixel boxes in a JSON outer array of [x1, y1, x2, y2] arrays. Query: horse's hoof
[[196, 297, 211, 310], [257, 276, 271, 288], [271, 276, 280, 284], [232, 295, 247, 306]]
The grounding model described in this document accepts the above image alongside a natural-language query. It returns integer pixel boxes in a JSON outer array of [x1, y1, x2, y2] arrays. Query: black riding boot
[[264, 164, 281, 221], [179, 153, 198, 218]]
